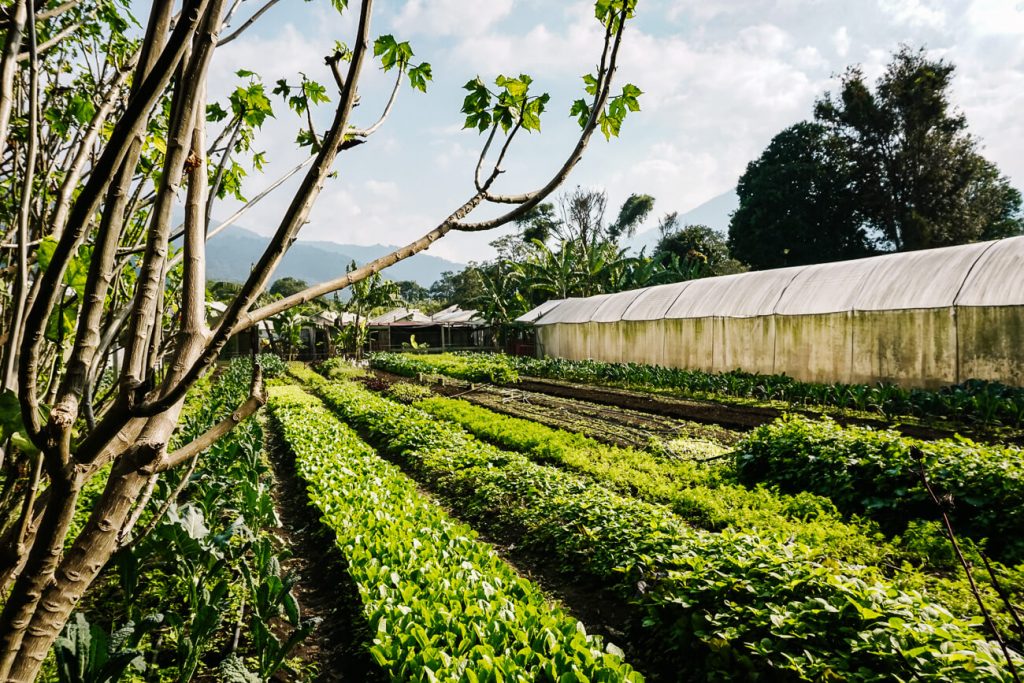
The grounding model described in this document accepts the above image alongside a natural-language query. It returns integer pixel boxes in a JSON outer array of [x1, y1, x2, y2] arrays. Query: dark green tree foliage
[[268, 277, 309, 298], [816, 46, 1023, 251], [729, 122, 873, 269], [606, 193, 655, 241], [429, 267, 487, 308], [656, 221, 747, 276], [730, 48, 1023, 269], [396, 280, 430, 304], [513, 202, 560, 244]]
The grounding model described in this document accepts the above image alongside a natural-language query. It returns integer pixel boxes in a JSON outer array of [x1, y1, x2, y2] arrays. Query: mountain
[[204, 226, 464, 289], [628, 189, 739, 254]]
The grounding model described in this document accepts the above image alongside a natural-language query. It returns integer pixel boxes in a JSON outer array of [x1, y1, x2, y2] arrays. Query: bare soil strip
[[264, 423, 385, 683]]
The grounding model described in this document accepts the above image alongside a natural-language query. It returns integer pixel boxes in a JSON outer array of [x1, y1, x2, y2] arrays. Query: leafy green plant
[[268, 384, 641, 681], [291, 366, 1021, 681], [737, 415, 1024, 565], [54, 613, 164, 683], [372, 352, 1024, 430]]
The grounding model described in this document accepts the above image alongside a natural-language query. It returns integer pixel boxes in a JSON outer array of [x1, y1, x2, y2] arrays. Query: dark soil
[[514, 376, 969, 442], [264, 422, 384, 683]]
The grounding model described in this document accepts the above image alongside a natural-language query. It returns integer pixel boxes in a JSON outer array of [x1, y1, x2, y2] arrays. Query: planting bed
[[289, 363, 1022, 682]]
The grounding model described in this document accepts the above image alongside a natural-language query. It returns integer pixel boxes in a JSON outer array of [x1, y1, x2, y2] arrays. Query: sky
[[201, 0, 1024, 263]]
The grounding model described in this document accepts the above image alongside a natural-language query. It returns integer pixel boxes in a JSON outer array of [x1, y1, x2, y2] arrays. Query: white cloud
[[965, 0, 1024, 35], [877, 0, 947, 28], [391, 0, 515, 37], [833, 26, 851, 57]]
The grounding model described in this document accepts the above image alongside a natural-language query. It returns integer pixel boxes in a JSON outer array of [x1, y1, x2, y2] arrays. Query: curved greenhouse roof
[[520, 235, 1024, 324]]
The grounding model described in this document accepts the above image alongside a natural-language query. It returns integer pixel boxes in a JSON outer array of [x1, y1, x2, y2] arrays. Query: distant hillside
[[628, 189, 739, 254], [204, 226, 464, 289]]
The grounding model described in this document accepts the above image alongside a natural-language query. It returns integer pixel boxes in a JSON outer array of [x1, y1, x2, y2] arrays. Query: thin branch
[[16, 14, 88, 62], [18, 0, 209, 446], [0, 0, 27, 163], [2, 0, 38, 393], [156, 361, 265, 472], [912, 447, 1021, 682], [204, 115, 243, 230], [217, 0, 282, 46], [347, 66, 401, 138], [136, 0, 376, 418]]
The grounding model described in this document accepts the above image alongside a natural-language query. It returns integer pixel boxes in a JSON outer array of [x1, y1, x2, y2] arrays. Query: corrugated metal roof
[[431, 306, 482, 323], [369, 307, 432, 324], [521, 236, 1024, 324], [956, 236, 1024, 307]]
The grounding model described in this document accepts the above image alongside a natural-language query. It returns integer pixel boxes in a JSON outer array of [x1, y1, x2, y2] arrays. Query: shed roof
[[369, 307, 432, 324], [521, 235, 1024, 324]]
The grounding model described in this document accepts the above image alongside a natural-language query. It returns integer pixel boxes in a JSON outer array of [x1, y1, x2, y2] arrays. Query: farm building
[[518, 235, 1024, 388]]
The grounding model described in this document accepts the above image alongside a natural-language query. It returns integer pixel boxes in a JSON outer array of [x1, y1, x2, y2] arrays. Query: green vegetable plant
[[369, 352, 1024, 430], [737, 415, 1024, 565], [269, 384, 641, 681], [291, 365, 1021, 681]]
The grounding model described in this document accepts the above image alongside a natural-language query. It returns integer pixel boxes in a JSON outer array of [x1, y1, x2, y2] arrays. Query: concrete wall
[[535, 306, 1024, 388]]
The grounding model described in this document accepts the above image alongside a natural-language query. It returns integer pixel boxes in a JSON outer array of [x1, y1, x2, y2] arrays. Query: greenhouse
[[518, 235, 1024, 388]]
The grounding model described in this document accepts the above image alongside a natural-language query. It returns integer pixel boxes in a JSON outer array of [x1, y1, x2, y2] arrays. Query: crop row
[[370, 352, 1024, 428], [410, 394, 1022, 634], [738, 415, 1024, 566], [413, 395, 891, 564], [292, 365, 1019, 681], [268, 384, 641, 681], [370, 352, 520, 384]]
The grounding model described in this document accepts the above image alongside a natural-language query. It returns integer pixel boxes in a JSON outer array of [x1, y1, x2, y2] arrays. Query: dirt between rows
[[264, 423, 384, 683], [513, 376, 972, 442]]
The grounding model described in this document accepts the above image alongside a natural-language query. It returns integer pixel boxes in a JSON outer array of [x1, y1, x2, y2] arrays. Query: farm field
[[254, 357, 1022, 680]]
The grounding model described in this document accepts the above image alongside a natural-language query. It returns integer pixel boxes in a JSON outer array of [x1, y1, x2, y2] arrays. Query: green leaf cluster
[[411, 353, 1024, 430], [296, 369, 1021, 681], [461, 74, 550, 133], [268, 380, 641, 681], [738, 415, 1024, 565], [370, 352, 519, 385]]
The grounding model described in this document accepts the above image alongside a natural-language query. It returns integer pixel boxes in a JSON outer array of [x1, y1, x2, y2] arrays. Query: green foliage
[[655, 222, 745, 276], [482, 354, 1024, 429], [371, 352, 519, 384], [737, 415, 1024, 565], [54, 613, 164, 683], [413, 396, 892, 559], [269, 277, 309, 299], [461, 74, 550, 133], [732, 47, 1023, 266], [729, 121, 874, 269], [88, 355, 309, 681], [268, 384, 641, 681], [316, 357, 367, 380], [297, 371, 1021, 681], [385, 382, 433, 403]]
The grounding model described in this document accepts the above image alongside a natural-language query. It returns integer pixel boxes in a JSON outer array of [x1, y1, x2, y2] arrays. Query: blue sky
[[203, 0, 1024, 263]]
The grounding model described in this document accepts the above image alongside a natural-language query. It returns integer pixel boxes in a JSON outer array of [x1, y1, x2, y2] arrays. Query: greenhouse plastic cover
[[515, 298, 564, 323], [522, 235, 1024, 324]]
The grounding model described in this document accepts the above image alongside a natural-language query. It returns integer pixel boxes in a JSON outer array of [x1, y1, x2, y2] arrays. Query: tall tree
[[814, 46, 1023, 251], [729, 122, 873, 269], [0, 0, 642, 675], [607, 193, 655, 241], [657, 222, 746, 276]]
